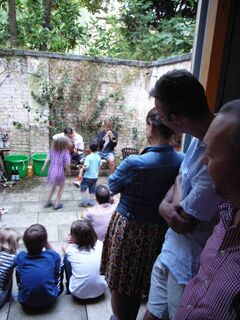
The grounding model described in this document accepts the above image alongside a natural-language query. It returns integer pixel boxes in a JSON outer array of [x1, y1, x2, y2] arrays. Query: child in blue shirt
[[80, 141, 102, 207], [15, 224, 63, 309]]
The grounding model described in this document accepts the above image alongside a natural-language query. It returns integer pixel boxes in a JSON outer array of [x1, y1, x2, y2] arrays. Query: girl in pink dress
[[42, 136, 71, 210]]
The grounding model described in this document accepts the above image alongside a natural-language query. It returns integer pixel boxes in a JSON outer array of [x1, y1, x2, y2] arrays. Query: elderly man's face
[[203, 113, 238, 199]]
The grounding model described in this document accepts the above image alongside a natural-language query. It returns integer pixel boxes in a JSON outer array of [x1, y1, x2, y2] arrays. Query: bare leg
[[54, 184, 64, 208], [80, 191, 88, 206], [47, 185, 56, 203], [111, 290, 141, 320], [108, 154, 115, 173]]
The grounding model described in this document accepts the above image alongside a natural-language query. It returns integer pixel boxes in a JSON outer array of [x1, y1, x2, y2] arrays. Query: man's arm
[[159, 175, 197, 234]]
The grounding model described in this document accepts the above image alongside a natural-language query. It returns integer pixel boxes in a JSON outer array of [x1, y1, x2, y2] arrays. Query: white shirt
[[53, 132, 84, 151], [66, 241, 107, 299]]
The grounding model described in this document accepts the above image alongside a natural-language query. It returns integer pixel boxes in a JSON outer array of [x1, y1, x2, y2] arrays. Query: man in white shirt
[[53, 127, 85, 164]]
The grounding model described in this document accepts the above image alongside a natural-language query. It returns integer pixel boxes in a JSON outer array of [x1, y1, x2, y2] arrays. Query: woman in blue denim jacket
[[100, 108, 184, 320]]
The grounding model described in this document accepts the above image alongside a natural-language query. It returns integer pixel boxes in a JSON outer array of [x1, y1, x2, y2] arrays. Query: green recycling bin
[[31, 153, 49, 176], [4, 154, 29, 178]]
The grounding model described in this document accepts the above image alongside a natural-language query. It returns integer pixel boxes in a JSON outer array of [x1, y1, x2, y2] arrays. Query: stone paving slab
[[8, 295, 87, 320], [0, 301, 10, 320], [3, 192, 40, 202], [39, 191, 74, 201], [86, 289, 112, 320], [0, 202, 20, 214], [0, 212, 38, 228], [58, 224, 71, 242], [38, 211, 78, 226]]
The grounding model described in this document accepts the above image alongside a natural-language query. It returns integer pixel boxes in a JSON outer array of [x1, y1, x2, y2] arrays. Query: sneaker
[[73, 180, 81, 188], [88, 200, 95, 207], [80, 202, 88, 208]]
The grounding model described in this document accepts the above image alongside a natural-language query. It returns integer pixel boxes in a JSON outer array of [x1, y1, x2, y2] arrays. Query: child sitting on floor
[[80, 141, 102, 207], [63, 220, 107, 300], [0, 228, 21, 308], [42, 136, 71, 210], [15, 224, 63, 309]]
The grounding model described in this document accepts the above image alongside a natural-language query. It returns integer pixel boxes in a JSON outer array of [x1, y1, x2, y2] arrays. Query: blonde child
[[0, 228, 21, 308], [63, 220, 107, 299], [42, 136, 71, 210]]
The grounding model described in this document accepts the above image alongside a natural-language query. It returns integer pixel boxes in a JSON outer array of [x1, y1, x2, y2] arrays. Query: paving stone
[[19, 201, 54, 213], [58, 224, 71, 242], [38, 211, 78, 226], [0, 202, 20, 214], [39, 191, 74, 201], [86, 289, 112, 320], [0, 193, 5, 202], [0, 212, 38, 228], [8, 295, 87, 320], [0, 300, 10, 320], [72, 190, 81, 201], [3, 192, 40, 202]]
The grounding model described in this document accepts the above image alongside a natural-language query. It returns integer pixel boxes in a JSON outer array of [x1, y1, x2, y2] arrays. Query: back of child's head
[[0, 228, 21, 254], [89, 140, 98, 152], [96, 184, 111, 204], [23, 224, 47, 255], [51, 136, 71, 152], [70, 220, 97, 251]]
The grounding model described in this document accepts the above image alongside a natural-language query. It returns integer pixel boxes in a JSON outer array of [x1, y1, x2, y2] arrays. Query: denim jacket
[[108, 145, 184, 224]]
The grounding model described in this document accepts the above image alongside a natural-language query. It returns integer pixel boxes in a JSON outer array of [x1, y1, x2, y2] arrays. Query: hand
[[45, 241, 53, 250], [62, 243, 68, 253], [159, 201, 196, 234]]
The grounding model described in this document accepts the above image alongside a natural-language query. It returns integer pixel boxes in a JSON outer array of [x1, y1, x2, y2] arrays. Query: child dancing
[[0, 228, 21, 308], [42, 136, 71, 210], [15, 224, 63, 309], [63, 220, 107, 299], [80, 141, 102, 207]]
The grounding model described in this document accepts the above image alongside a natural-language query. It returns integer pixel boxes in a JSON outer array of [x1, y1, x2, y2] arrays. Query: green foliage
[[1, 0, 88, 51], [84, 0, 197, 60], [1, 0, 197, 60]]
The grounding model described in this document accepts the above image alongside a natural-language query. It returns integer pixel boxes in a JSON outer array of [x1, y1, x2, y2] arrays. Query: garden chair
[[121, 147, 139, 159]]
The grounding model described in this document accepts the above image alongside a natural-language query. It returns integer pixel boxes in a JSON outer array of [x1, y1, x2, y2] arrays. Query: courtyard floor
[[0, 175, 146, 320]]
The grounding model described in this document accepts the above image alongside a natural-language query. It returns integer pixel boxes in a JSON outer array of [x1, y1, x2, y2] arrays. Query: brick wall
[[0, 50, 191, 159]]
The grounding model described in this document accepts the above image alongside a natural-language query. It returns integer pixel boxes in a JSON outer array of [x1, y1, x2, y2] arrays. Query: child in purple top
[[42, 136, 71, 210]]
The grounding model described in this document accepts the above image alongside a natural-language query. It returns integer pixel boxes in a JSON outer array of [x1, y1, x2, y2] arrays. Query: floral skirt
[[100, 211, 167, 297]]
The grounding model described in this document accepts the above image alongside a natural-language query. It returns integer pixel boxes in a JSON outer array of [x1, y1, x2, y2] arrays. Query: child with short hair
[[80, 141, 102, 207], [15, 224, 63, 309], [0, 228, 21, 308], [63, 220, 107, 299], [42, 136, 71, 210]]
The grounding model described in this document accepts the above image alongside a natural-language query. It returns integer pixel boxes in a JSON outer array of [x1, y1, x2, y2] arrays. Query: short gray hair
[[220, 99, 240, 168]]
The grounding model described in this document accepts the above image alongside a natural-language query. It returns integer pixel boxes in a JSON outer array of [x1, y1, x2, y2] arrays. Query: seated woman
[[100, 108, 184, 320]]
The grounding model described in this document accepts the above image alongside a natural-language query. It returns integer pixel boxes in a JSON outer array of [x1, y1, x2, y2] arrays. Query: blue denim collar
[[141, 144, 174, 155]]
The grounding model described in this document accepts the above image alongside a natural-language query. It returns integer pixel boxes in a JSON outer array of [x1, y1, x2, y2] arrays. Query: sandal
[[54, 204, 63, 210], [44, 202, 53, 208]]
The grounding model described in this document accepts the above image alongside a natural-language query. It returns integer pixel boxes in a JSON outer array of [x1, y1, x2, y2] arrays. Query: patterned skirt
[[100, 211, 167, 297]]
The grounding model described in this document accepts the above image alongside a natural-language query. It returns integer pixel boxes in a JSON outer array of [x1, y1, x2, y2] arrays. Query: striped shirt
[[0, 252, 15, 291], [174, 199, 240, 320]]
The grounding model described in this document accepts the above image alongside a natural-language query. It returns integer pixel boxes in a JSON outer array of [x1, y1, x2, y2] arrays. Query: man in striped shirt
[[175, 100, 240, 319]]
